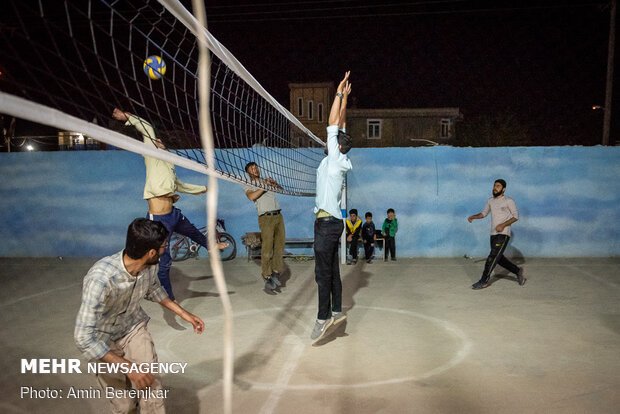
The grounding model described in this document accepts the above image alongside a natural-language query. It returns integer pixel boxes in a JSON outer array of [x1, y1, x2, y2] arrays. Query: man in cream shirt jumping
[[112, 108, 227, 301]]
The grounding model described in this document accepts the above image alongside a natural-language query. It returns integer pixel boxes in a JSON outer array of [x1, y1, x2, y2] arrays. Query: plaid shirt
[[74, 250, 168, 361]]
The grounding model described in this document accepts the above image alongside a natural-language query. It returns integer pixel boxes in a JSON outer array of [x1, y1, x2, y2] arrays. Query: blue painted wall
[[1, 146, 619, 257]]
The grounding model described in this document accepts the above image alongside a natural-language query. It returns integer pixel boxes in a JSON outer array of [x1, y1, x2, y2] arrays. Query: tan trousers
[[258, 213, 285, 278], [96, 321, 165, 414]]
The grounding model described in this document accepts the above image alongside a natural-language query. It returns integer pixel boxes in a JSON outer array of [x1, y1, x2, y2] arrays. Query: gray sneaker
[[311, 318, 334, 341], [517, 267, 526, 286], [264, 277, 277, 291], [332, 311, 347, 325], [271, 271, 282, 287]]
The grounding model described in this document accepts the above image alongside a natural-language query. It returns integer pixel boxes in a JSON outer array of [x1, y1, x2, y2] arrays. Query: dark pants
[[384, 236, 396, 259], [480, 234, 520, 283], [314, 217, 344, 320], [347, 235, 360, 259], [148, 207, 206, 300], [363, 240, 374, 260]]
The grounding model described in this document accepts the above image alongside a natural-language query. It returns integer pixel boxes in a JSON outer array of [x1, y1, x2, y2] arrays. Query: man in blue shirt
[[311, 71, 353, 341]]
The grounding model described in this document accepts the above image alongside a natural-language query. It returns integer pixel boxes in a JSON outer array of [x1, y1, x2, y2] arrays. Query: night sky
[[0, 0, 616, 147], [202, 0, 615, 145]]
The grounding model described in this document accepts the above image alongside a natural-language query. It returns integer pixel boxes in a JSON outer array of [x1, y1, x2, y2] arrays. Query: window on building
[[298, 97, 303, 117], [440, 118, 452, 139], [318, 103, 323, 122], [367, 119, 382, 139], [308, 101, 314, 120]]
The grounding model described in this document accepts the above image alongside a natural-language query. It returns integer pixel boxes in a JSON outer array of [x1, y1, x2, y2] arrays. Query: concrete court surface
[[0, 255, 619, 414]]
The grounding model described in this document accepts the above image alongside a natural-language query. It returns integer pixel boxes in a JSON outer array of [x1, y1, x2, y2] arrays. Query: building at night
[[289, 82, 462, 147]]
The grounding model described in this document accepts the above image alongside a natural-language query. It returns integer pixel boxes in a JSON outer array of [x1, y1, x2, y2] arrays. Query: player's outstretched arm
[[468, 213, 484, 223], [339, 80, 352, 131], [328, 71, 350, 127], [175, 178, 207, 195], [159, 298, 205, 334]]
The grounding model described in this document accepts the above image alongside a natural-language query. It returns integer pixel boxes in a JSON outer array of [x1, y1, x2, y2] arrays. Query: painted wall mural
[[1, 146, 618, 257]]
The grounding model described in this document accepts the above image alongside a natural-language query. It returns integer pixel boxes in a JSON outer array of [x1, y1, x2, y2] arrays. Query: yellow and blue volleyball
[[143, 55, 166, 80]]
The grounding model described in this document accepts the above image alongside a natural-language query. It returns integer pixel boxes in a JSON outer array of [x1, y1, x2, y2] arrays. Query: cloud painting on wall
[[1, 147, 618, 257]]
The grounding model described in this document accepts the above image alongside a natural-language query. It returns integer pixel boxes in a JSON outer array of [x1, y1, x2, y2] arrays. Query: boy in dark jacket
[[361, 212, 376, 263], [382, 208, 398, 261]]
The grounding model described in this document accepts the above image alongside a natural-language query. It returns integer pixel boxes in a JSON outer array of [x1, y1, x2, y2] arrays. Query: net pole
[[191, 1, 233, 413]]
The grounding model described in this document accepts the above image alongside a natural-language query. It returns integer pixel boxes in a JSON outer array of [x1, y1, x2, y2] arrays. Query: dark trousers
[[347, 235, 360, 259], [384, 236, 396, 259], [314, 217, 344, 320], [363, 240, 374, 260], [148, 207, 206, 300], [480, 234, 520, 283]]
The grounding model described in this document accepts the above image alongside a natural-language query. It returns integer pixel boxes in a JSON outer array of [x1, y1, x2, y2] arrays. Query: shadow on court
[[162, 267, 236, 330]]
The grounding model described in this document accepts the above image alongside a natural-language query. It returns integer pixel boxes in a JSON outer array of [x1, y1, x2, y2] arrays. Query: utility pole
[[603, 0, 616, 145], [7, 117, 16, 153]]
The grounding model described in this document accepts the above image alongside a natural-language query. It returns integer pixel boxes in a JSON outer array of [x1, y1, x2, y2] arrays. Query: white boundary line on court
[[0, 282, 82, 308], [258, 336, 305, 414], [568, 265, 620, 289], [185, 305, 472, 393]]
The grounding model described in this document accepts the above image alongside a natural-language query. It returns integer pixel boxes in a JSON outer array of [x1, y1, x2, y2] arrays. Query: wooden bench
[[243, 232, 314, 261], [244, 230, 387, 262]]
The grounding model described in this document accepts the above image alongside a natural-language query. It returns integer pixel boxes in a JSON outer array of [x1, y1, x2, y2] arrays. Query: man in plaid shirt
[[75, 218, 204, 413]]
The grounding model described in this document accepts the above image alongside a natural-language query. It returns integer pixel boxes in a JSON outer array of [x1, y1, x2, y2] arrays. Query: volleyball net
[[0, 0, 325, 196]]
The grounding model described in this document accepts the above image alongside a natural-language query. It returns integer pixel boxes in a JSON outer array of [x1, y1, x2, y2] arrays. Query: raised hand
[[337, 71, 351, 93], [343, 81, 352, 97]]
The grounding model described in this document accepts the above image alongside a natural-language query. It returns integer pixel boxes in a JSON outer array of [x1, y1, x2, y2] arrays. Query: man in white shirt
[[468, 179, 526, 289], [243, 162, 285, 291], [311, 71, 353, 341]]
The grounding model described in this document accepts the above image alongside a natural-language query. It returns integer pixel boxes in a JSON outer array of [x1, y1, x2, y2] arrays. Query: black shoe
[[264, 277, 277, 291], [271, 271, 282, 287], [391, 257, 396, 261], [517, 268, 526, 286], [353, 258, 357, 264], [472, 280, 489, 290], [367, 259, 373, 264]]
